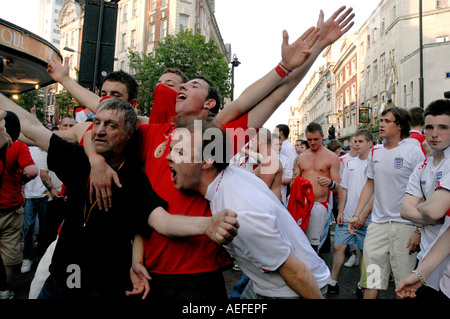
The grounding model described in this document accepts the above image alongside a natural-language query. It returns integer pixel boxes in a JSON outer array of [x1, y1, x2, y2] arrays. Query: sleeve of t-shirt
[[436, 170, 450, 192], [341, 165, 349, 190], [409, 146, 426, 171], [365, 148, 375, 180], [405, 162, 425, 198], [38, 151, 49, 171], [231, 210, 292, 272], [16, 142, 35, 169]]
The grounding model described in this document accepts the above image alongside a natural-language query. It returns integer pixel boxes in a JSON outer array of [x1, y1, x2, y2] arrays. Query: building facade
[[115, 0, 230, 73]]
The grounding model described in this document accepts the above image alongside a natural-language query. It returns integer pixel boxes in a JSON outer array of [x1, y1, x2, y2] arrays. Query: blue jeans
[[23, 197, 47, 260], [229, 272, 249, 299]]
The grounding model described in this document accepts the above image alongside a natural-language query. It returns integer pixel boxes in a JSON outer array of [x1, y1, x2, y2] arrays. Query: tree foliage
[[13, 90, 45, 122], [55, 88, 78, 118], [128, 29, 231, 115]]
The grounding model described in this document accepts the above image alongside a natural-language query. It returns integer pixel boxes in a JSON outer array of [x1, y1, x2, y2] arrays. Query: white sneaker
[[0, 290, 15, 299], [21, 259, 33, 273], [344, 255, 359, 267]]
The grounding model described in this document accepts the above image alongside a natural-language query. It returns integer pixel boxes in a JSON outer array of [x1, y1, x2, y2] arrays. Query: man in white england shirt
[[328, 130, 374, 294], [399, 99, 450, 299], [349, 107, 425, 299], [166, 120, 330, 299]]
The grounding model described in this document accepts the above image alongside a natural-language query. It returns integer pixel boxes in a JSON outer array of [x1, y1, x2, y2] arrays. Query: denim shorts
[[334, 222, 368, 251]]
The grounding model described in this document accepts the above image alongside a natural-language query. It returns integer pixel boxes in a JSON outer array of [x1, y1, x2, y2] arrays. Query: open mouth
[[169, 166, 177, 182], [177, 93, 187, 100]]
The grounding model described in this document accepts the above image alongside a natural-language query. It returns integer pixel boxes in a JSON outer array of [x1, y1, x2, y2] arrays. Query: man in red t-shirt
[[0, 140, 38, 298]]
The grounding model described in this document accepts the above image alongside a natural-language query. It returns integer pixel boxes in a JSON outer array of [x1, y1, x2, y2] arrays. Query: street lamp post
[[419, 0, 424, 109], [230, 53, 240, 101]]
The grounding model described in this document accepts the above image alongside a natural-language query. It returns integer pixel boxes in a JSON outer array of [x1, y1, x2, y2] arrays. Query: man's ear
[[128, 99, 138, 108], [203, 99, 216, 111], [202, 158, 214, 169]]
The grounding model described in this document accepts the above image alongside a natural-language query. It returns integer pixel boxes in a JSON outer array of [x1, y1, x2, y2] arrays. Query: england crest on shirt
[[435, 171, 443, 188], [394, 157, 404, 169]]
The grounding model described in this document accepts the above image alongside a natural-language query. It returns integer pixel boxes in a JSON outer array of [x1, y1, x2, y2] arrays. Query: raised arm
[[47, 56, 101, 112], [247, 6, 355, 128], [0, 93, 52, 151], [214, 25, 320, 127]]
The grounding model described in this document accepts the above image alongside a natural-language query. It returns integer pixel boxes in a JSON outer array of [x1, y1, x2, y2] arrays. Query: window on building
[[180, 14, 189, 31], [380, 53, 386, 76], [391, 5, 396, 23], [351, 57, 356, 75], [131, 29, 136, 47], [149, 24, 155, 43], [161, 0, 168, 7], [123, 4, 128, 22], [381, 18, 385, 35], [121, 33, 126, 51], [161, 19, 167, 38], [410, 81, 414, 103], [351, 83, 357, 102], [132, 1, 137, 18], [345, 65, 350, 79], [70, 31, 74, 46], [367, 35, 370, 49], [366, 66, 371, 87], [372, 28, 377, 43], [436, 35, 449, 42], [403, 85, 407, 106], [373, 60, 378, 82], [437, 0, 448, 8], [150, 0, 156, 11]]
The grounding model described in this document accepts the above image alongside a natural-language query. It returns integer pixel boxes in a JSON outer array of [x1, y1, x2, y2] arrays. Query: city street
[[9, 221, 395, 300]]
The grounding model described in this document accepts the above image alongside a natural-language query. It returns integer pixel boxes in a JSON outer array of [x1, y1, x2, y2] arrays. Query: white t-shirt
[[405, 147, 450, 290], [38, 151, 63, 202], [418, 161, 450, 296], [339, 153, 357, 178], [366, 140, 425, 224], [280, 140, 298, 169], [205, 165, 330, 297], [341, 157, 371, 223], [23, 147, 47, 199], [279, 153, 293, 206]]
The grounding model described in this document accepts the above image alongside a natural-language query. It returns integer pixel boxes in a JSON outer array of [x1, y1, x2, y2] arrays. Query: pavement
[[8, 221, 396, 300]]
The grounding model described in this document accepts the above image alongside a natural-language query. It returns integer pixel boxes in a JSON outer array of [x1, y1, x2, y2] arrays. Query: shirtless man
[[251, 128, 283, 202], [294, 122, 340, 251]]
